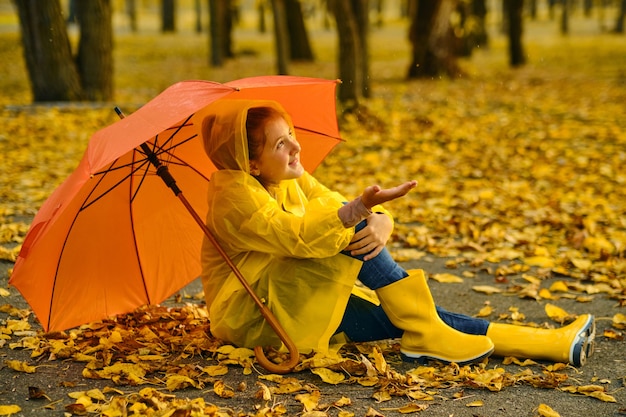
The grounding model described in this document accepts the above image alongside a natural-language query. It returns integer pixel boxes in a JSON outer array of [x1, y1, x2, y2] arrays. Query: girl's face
[[249, 116, 304, 185]]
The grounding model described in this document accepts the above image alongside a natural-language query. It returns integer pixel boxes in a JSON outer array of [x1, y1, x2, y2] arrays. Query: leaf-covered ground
[[1, 5, 625, 417]]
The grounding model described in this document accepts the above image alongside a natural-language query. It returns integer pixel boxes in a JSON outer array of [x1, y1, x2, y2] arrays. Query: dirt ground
[[1, 253, 625, 417]]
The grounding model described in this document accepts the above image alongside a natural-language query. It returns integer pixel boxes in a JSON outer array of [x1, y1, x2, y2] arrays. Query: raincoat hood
[[193, 99, 295, 173]]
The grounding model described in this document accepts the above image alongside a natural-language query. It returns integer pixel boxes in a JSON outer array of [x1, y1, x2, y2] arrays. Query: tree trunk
[[162, 0, 176, 32], [14, 0, 82, 101], [75, 0, 114, 101], [472, 0, 488, 48], [333, 0, 362, 108], [507, 0, 525, 67], [195, 0, 202, 33], [126, 0, 138, 32], [257, 0, 267, 33], [560, 0, 569, 35], [208, 0, 225, 66], [528, 0, 537, 19], [407, 0, 460, 79], [285, 0, 314, 61], [271, 0, 290, 74], [615, 0, 626, 33], [352, 0, 370, 98]]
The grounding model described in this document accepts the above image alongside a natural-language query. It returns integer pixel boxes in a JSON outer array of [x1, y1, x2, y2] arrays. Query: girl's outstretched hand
[[361, 180, 417, 209]]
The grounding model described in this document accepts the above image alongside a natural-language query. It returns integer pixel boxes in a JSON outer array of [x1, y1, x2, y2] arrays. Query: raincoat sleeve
[[297, 171, 395, 225], [206, 170, 355, 259]]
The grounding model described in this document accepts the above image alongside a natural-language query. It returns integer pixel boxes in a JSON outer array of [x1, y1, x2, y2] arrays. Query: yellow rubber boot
[[376, 271, 494, 365], [486, 314, 595, 366]]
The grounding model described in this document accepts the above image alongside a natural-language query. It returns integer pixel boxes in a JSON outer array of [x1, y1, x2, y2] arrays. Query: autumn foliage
[[1, 6, 626, 417]]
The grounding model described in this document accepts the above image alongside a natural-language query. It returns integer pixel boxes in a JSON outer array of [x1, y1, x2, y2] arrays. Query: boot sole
[[570, 315, 595, 367], [400, 347, 494, 366]]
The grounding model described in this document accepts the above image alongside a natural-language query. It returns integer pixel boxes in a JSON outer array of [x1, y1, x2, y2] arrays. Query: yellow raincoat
[[195, 99, 389, 354]]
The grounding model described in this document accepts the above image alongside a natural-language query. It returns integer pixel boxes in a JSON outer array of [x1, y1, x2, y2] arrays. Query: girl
[[195, 99, 595, 367]]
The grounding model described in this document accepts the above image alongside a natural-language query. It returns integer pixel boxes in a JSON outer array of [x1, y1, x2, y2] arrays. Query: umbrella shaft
[[139, 143, 182, 196]]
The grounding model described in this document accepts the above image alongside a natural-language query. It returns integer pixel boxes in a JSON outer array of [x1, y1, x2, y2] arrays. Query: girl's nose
[[290, 138, 301, 153]]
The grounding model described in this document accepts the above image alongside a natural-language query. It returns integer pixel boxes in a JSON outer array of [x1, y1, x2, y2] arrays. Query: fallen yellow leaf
[[545, 303, 572, 324], [311, 367, 345, 385], [549, 281, 569, 292], [295, 390, 321, 412], [4, 359, 36, 373], [613, 313, 626, 330], [431, 273, 464, 283], [0, 405, 21, 416], [213, 380, 235, 398], [523, 256, 556, 268], [202, 364, 229, 376], [397, 402, 429, 413], [536, 403, 560, 417], [476, 305, 494, 317], [472, 285, 503, 295]]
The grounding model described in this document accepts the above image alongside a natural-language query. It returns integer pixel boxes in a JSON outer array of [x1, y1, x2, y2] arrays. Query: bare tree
[[271, 0, 290, 74], [407, 0, 460, 79], [76, 1, 113, 101], [507, 0, 526, 67], [560, 0, 570, 35], [331, 0, 369, 109], [162, 0, 176, 32], [126, 0, 138, 32], [208, 0, 234, 67], [14, 0, 113, 102], [286, 0, 314, 61], [353, 0, 370, 98], [615, 0, 626, 33]]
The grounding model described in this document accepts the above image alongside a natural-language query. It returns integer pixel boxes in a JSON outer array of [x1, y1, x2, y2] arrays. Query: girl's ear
[[249, 160, 260, 176]]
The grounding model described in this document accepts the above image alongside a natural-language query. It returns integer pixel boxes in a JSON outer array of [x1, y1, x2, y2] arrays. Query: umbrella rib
[[151, 115, 194, 162], [47, 156, 149, 329], [84, 122, 199, 210], [129, 149, 153, 204], [126, 148, 152, 305], [82, 157, 152, 211], [153, 134, 213, 183], [295, 126, 345, 141]]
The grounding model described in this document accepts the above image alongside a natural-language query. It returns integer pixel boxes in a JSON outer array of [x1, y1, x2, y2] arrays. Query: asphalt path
[[1, 254, 625, 417]]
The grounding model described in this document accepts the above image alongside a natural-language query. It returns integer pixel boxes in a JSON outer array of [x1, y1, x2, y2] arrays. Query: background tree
[[208, 0, 234, 67], [285, 0, 314, 61], [560, 0, 570, 35], [615, 0, 626, 33], [353, 0, 370, 98], [126, 0, 138, 32], [407, 0, 461, 79], [257, 0, 268, 33], [75, 1, 113, 101], [455, 0, 489, 57], [507, 0, 526, 67], [471, 0, 489, 48], [195, 0, 202, 33], [14, 0, 113, 102], [332, 0, 369, 109], [162, 0, 176, 32], [271, 0, 290, 74]]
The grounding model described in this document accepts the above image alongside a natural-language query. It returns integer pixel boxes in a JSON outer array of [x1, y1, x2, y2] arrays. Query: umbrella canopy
[[10, 76, 342, 333]]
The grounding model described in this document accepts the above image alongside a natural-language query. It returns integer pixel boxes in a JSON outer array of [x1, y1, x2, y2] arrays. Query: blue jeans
[[335, 220, 489, 341]]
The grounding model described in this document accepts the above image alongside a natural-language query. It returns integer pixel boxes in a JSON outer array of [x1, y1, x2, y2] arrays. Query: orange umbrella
[[10, 76, 342, 373]]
